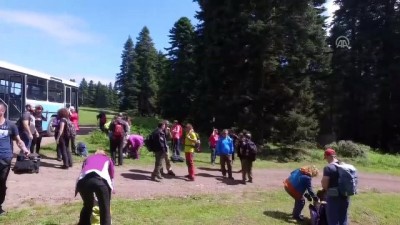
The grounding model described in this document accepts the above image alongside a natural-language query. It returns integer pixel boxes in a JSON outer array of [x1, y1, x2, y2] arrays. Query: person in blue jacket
[[215, 129, 234, 179], [283, 165, 319, 221]]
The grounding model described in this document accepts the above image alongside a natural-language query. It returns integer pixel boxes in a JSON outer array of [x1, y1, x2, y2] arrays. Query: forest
[[78, 0, 400, 153]]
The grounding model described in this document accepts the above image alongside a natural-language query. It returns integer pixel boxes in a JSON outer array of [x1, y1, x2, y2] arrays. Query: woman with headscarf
[[75, 149, 115, 225], [283, 165, 319, 221]]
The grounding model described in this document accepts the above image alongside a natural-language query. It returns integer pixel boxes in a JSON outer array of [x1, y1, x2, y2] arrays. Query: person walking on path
[[30, 105, 47, 154], [238, 132, 257, 184], [55, 108, 73, 169], [151, 122, 169, 182], [171, 120, 183, 157], [216, 129, 235, 180], [208, 129, 219, 165], [69, 106, 79, 154], [184, 124, 199, 181]]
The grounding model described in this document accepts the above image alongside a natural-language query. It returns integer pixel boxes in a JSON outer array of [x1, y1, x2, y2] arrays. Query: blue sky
[[0, 0, 337, 85]]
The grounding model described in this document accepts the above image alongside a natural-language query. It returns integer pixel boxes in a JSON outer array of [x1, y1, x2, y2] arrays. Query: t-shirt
[[0, 120, 18, 160], [18, 111, 34, 134], [323, 163, 339, 188]]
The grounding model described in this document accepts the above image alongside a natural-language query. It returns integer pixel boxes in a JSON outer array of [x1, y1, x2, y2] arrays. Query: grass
[[78, 107, 116, 126], [1, 191, 399, 225]]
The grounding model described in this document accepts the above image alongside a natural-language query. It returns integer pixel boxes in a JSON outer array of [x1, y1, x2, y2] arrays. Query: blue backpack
[[334, 162, 358, 196], [77, 142, 88, 157]]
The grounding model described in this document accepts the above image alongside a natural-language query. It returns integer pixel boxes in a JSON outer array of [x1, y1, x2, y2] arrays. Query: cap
[[324, 148, 336, 159]]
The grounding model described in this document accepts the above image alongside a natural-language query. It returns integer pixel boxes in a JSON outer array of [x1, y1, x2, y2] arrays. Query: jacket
[[284, 168, 317, 200], [153, 128, 168, 152], [216, 136, 234, 155]]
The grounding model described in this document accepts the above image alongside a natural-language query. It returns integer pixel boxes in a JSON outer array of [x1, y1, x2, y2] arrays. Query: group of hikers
[[0, 106, 353, 225]]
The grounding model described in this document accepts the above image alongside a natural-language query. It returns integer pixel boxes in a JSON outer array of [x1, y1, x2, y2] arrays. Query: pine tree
[[135, 26, 159, 116], [78, 78, 88, 106], [161, 17, 196, 121], [116, 36, 138, 111], [87, 80, 96, 107]]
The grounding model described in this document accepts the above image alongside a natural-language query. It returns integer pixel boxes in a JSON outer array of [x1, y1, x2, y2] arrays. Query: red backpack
[[113, 122, 124, 139]]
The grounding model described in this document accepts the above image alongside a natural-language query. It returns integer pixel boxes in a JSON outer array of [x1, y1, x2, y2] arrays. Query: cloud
[[0, 9, 98, 45], [324, 0, 340, 26]]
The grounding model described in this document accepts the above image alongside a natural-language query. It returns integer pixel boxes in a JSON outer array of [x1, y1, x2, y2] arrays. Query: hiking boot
[[151, 176, 161, 182], [168, 170, 176, 176]]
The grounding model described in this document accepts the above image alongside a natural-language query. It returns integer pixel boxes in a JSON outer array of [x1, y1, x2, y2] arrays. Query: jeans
[[0, 158, 12, 210], [30, 135, 43, 154], [59, 136, 73, 167], [210, 147, 216, 164], [185, 152, 195, 179], [292, 197, 305, 218], [220, 154, 233, 178], [326, 196, 349, 225], [77, 173, 111, 225], [172, 138, 181, 156], [20, 132, 32, 150], [110, 137, 124, 166]]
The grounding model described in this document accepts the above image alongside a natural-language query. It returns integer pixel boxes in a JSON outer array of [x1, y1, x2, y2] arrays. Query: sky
[[0, 0, 338, 85]]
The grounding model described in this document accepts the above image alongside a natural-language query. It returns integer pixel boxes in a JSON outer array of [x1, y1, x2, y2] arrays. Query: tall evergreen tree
[[78, 78, 89, 106], [116, 36, 138, 111], [135, 26, 159, 116], [161, 17, 196, 121], [87, 80, 96, 107], [194, 0, 329, 144]]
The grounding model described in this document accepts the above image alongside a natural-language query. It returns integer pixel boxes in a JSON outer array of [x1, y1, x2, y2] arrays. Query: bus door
[[65, 86, 71, 108], [71, 87, 78, 112], [8, 75, 23, 121]]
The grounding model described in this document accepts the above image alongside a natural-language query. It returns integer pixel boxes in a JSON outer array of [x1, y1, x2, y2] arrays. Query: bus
[[0, 60, 79, 136]]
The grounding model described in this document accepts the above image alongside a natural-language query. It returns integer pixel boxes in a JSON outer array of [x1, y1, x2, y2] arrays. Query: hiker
[[75, 149, 114, 225], [69, 106, 79, 154], [216, 129, 235, 180], [108, 115, 129, 166], [236, 132, 245, 172], [126, 134, 144, 159], [151, 122, 169, 182], [284, 165, 319, 221], [238, 132, 257, 184], [121, 114, 131, 157], [161, 120, 175, 176], [208, 128, 219, 165], [96, 111, 107, 132], [55, 108, 73, 169], [228, 129, 238, 162], [0, 103, 30, 215], [30, 105, 47, 154], [171, 120, 183, 157], [52, 115, 62, 161], [321, 148, 351, 225], [18, 104, 38, 150], [184, 123, 199, 181]]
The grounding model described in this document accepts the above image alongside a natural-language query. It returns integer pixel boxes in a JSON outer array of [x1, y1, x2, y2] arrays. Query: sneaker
[[151, 177, 161, 182]]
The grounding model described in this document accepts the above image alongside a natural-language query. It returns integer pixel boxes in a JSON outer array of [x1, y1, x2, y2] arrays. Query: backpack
[[333, 162, 358, 196], [77, 142, 88, 157], [283, 169, 303, 200], [243, 140, 257, 161], [113, 122, 124, 139], [144, 131, 157, 152], [64, 119, 76, 138]]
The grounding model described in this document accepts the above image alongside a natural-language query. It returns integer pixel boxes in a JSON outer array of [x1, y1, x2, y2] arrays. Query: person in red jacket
[[69, 106, 79, 154], [208, 129, 219, 165], [171, 120, 183, 157]]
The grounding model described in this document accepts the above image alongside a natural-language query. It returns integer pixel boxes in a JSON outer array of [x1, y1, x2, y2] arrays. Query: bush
[[87, 130, 109, 149], [325, 140, 368, 158], [259, 144, 310, 162]]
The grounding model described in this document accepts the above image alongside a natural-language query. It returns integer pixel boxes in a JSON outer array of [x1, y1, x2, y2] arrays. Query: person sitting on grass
[[284, 165, 319, 221]]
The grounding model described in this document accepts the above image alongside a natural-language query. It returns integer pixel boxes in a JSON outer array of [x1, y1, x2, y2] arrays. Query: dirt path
[[5, 156, 400, 209]]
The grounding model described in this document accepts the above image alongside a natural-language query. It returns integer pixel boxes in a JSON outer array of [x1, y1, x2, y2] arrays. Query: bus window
[[27, 76, 47, 101], [48, 80, 64, 103], [10, 76, 22, 97]]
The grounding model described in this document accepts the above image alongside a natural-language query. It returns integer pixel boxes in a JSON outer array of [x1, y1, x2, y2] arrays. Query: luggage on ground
[[13, 153, 40, 174]]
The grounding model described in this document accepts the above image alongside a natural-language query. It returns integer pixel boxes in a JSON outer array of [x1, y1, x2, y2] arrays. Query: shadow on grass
[[263, 211, 310, 225]]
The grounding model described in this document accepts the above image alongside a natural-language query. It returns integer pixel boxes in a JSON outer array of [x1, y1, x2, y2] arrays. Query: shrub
[[87, 130, 109, 149], [325, 140, 368, 158]]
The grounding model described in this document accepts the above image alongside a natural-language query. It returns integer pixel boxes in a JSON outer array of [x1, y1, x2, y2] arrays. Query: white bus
[[0, 60, 79, 136]]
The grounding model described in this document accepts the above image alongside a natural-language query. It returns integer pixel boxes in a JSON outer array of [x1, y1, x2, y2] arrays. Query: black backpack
[[144, 131, 157, 152]]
